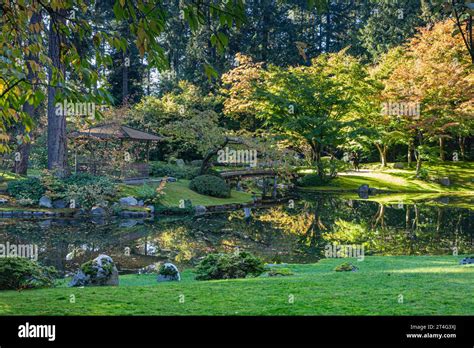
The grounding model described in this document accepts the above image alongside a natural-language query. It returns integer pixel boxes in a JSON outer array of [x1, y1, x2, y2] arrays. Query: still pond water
[[0, 193, 472, 274]]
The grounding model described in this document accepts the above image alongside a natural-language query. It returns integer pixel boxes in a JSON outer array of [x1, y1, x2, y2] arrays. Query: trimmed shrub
[[0, 258, 57, 290], [299, 173, 328, 187], [189, 175, 230, 198], [7, 177, 45, 201], [195, 252, 265, 280], [150, 161, 198, 179]]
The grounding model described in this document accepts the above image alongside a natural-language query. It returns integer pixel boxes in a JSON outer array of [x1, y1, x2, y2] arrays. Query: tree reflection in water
[[0, 194, 471, 274]]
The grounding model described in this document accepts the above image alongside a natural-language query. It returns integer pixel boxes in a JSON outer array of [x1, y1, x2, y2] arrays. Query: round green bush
[[189, 175, 230, 198], [195, 252, 265, 280], [0, 257, 57, 290]]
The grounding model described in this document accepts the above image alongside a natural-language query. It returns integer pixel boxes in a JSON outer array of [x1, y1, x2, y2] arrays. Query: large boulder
[[39, 196, 52, 208], [175, 159, 185, 167], [157, 263, 180, 282], [119, 196, 138, 206], [69, 254, 119, 287]]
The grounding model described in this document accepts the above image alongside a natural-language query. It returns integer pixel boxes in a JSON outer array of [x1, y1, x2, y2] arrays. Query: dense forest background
[[1, 0, 472, 177]]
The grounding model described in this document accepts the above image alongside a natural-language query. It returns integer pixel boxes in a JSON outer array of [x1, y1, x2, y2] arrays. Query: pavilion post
[[272, 176, 277, 199]]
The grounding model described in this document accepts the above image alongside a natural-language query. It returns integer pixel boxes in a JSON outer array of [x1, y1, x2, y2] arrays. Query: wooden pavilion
[[69, 123, 163, 180]]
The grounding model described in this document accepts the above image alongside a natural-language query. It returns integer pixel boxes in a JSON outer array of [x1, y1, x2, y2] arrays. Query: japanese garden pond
[[0, 193, 472, 275]]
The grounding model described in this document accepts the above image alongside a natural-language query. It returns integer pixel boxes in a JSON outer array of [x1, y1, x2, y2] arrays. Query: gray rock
[[157, 263, 180, 282], [175, 159, 185, 167], [459, 257, 474, 265], [91, 206, 106, 215], [393, 163, 405, 169], [439, 177, 451, 186], [69, 254, 119, 287], [357, 184, 370, 199], [194, 205, 207, 215], [166, 177, 177, 182], [137, 200, 144, 207], [52, 199, 67, 209], [39, 196, 53, 208], [0, 198, 8, 204], [119, 196, 138, 206]]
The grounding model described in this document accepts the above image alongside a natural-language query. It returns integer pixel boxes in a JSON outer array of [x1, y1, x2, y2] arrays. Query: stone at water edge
[[52, 199, 67, 209], [119, 196, 138, 206], [91, 206, 106, 215], [69, 254, 119, 287], [157, 263, 181, 282], [194, 205, 207, 215], [39, 196, 53, 208]]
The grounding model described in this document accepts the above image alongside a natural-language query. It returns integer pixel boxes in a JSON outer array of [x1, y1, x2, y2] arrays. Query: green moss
[[266, 267, 294, 277]]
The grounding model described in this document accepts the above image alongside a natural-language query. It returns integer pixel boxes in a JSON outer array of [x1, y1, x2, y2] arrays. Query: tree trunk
[[47, 10, 68, 177], [407, 142, 413, 167], [459, 136, 465, 159], [13, 12, 41, 175], [310, 141, 323, 178], [375, 143, 387, 167], [415, 147, 422, 177], [439, 137, 445, 161], [122, 50, 129, 104], [199, 137, 244, 175]]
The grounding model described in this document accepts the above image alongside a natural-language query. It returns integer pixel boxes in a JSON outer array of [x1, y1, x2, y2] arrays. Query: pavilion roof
[[69, 123, 163, 141]]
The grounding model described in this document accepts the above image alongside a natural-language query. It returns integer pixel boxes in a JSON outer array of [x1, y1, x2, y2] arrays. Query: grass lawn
[[119, 179, 254, 207], [0, 256, 472, 315], [300, 162, 474, 193]]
